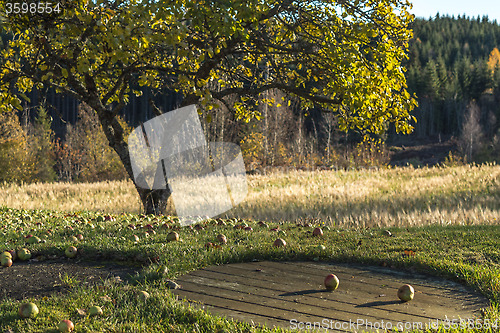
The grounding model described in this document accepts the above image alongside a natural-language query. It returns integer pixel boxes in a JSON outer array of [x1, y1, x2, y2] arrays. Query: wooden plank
[[183, 268, 422, 322], [182, 300, 298, 332], [172, 261, 489, 332], [175, 288, 350, 332], [194, 264, 460, 320], [177, 277, 386, 323], [219, 261, 486, 313], [255, 262, 483, 307]]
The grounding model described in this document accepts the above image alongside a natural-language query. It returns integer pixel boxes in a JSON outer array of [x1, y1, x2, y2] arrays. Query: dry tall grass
[[0, 180, 141, 214], [1, 164, 499, 228], [234, 164, 500, 228]]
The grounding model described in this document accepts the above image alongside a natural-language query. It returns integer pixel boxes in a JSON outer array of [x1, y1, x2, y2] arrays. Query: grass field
[[0, 164, 499, 332], [1, 164, 499, 228]]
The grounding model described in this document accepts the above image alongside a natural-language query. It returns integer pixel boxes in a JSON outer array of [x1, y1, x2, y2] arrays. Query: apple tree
[[0, 0, 417, 214]]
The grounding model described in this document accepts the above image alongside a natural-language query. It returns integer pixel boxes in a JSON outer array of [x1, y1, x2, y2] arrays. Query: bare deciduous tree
[[459, 102, 484, 162]]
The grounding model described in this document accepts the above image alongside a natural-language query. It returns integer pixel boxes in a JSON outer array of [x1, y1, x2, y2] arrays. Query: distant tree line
[[20, 87, 180, 138], [404, 15, 500, 161]]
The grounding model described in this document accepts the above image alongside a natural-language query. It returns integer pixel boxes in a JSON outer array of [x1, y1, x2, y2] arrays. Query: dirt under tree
[[0, 258, 138, 301]]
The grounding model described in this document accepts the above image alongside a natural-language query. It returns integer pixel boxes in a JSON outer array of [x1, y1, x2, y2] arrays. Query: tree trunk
[[136, 185, 173, 215], [94, 105, 173, 215], [91, 93, 198, 215]]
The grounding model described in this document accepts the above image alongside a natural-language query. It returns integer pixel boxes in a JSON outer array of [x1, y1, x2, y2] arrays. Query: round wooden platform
[[172, 261, 489, 332]]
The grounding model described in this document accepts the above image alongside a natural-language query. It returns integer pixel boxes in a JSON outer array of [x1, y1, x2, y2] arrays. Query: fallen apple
[[316, 244, 326, 251], [324, 274, 339, 291], [19, 302, 39, 318], [166, 231, 179, 242], [58, 319, 74, 332], [0, 251, 12, 260], [27, 236, 41, 244], [76, 234, 84, 241], [89, 305, 103, 316], [216, 234, 227, 244], [131, 234, 140, 242], [1, 257, 12, 267], [69, 236, 79, 242], [273, 238, 286, 247], [65, 246, 78, 258], [17, 248, 31, 261], [397, 284, 414, 302], [312, 228, 323, 237], [7, 250, 17, 261]]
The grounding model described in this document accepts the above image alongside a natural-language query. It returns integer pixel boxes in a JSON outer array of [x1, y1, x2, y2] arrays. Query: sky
[[410, 0, 500, 23]]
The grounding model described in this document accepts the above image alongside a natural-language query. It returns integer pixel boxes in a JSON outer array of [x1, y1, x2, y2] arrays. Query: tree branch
[[212, 83, 342, 106], [148, 98, 163, 116]]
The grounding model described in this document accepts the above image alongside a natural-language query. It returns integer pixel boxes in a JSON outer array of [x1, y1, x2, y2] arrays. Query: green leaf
[[19, 93, 30, 102]]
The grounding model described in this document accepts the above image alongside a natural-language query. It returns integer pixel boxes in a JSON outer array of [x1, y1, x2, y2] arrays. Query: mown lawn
[[1, 207, 500, 332]]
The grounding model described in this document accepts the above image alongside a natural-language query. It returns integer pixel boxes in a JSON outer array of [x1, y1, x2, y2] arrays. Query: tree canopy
[[1, 0, 416, 132], [0, 0, 417, 213]]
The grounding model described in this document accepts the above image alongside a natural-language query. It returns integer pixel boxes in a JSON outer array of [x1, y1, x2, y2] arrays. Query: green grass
[[1, 207, 500, 332]]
